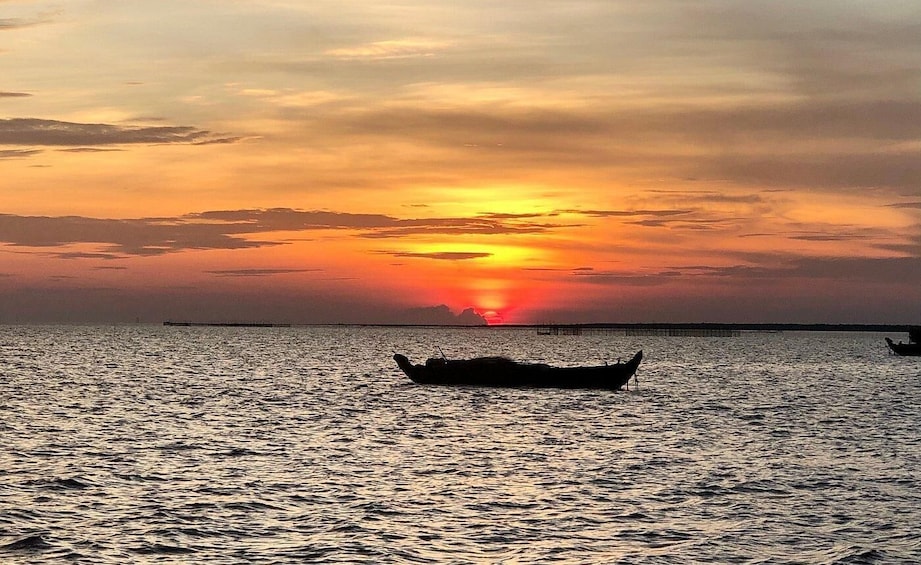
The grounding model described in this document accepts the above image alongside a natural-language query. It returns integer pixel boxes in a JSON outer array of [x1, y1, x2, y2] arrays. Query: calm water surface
[[1, 325, 919, 563]]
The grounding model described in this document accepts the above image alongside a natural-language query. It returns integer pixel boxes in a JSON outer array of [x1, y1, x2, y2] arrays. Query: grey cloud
[[0, 17, 44, 30], [206, 268, 320, 277], [644, 191, 767, 205], [0, 118, 239, 147], [399, 304, 487, 326], [56, 147, 125, 153], [51, 251, 123, 260], [575, 255, 921, 288], [194, 208, 563, 237], [477, 212, 557, 220], [695, 152, 921, 194], [191, 208, 402, 230], [0, 149, 41, 159], [671, 2, 921, 99], [573, 269, 682, 287], [388, 251, 491, 261], [191, 136, 245, 146], [313, 102, 921, 193], [560, 208, 694, 218], [359, 219, 557, 239], [0, 208, 569, 257], [0, 214, 281, 256], [785, 256, 921, 283]]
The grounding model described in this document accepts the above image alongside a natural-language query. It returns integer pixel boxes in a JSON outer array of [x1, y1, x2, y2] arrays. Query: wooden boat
[[885, 337, 921, 356], [393, 350, 643, 389]]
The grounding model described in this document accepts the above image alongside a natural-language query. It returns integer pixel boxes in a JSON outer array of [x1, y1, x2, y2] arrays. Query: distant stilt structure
[[537, 325, 583, 335], [536, 324, 740, 337]]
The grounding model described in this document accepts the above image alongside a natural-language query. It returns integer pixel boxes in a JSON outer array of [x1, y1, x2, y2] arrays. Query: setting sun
[[1, 1, 919, 325]]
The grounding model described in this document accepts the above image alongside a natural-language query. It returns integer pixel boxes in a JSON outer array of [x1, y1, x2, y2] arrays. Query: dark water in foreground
[[1, 325, 919, 564]]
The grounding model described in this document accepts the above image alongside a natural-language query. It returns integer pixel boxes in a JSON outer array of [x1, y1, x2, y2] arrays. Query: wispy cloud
[[387, 251, 491, 261], [573, 255, 921, 288], [205, 268, 320, 277], [56, 147, 125, 153], [560, 208, 695, 219], [325, 38, 452, 60], [0, 208, 568, 257], [0, 148, 41, 159], [0, 91, 30, 97], [0, 13, 53, 31], [0, 118, 240, 147]]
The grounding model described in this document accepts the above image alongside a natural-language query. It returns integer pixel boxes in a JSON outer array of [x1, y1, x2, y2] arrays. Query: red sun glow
[[480, 310, 504, 325]]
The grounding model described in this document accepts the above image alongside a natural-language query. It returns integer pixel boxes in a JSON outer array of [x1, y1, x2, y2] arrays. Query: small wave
[[221, 447, 261, 457], [53, 477, 91, 490], [158, 441, 201, 451], [224, 501, 284, 512], [731, 480, 792, 497], [114, 472, 168, 482], [1, 534, 53, 551], [613, 511, 654, 521], [24, 477, 91, 490], [828, 547, 889, 564], [131, 543, 196, 555], [196, 486, 238, 496]]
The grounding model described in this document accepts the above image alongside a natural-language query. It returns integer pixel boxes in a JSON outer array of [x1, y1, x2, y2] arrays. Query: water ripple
[[1, 326, 919, 563]]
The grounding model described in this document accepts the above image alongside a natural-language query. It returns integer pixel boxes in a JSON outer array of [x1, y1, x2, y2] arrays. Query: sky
[[2, 0, 921, 325]]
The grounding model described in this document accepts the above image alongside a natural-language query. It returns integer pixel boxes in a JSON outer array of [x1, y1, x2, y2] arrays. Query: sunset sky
[[2, 0, 921, 324]]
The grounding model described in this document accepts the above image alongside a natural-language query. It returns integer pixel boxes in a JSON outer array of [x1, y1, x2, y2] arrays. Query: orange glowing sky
[[2, 1, 921, 324]]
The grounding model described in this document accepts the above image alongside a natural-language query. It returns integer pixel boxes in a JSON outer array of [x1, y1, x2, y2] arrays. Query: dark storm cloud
[[0, 118, 239, 146]]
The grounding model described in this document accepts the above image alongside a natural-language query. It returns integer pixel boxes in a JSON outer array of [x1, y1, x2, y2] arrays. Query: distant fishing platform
[[163, 321, 291, 328], [534, 323, 910, 337], [537, 324, 740, 337]]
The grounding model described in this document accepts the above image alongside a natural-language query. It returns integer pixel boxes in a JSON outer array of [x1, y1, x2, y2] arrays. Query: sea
[[1, 325, 919, 564]]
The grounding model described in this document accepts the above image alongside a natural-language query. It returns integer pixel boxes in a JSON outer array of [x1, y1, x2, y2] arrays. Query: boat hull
[[393, 350, 643, 390], [886, 338, 921, 356]]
